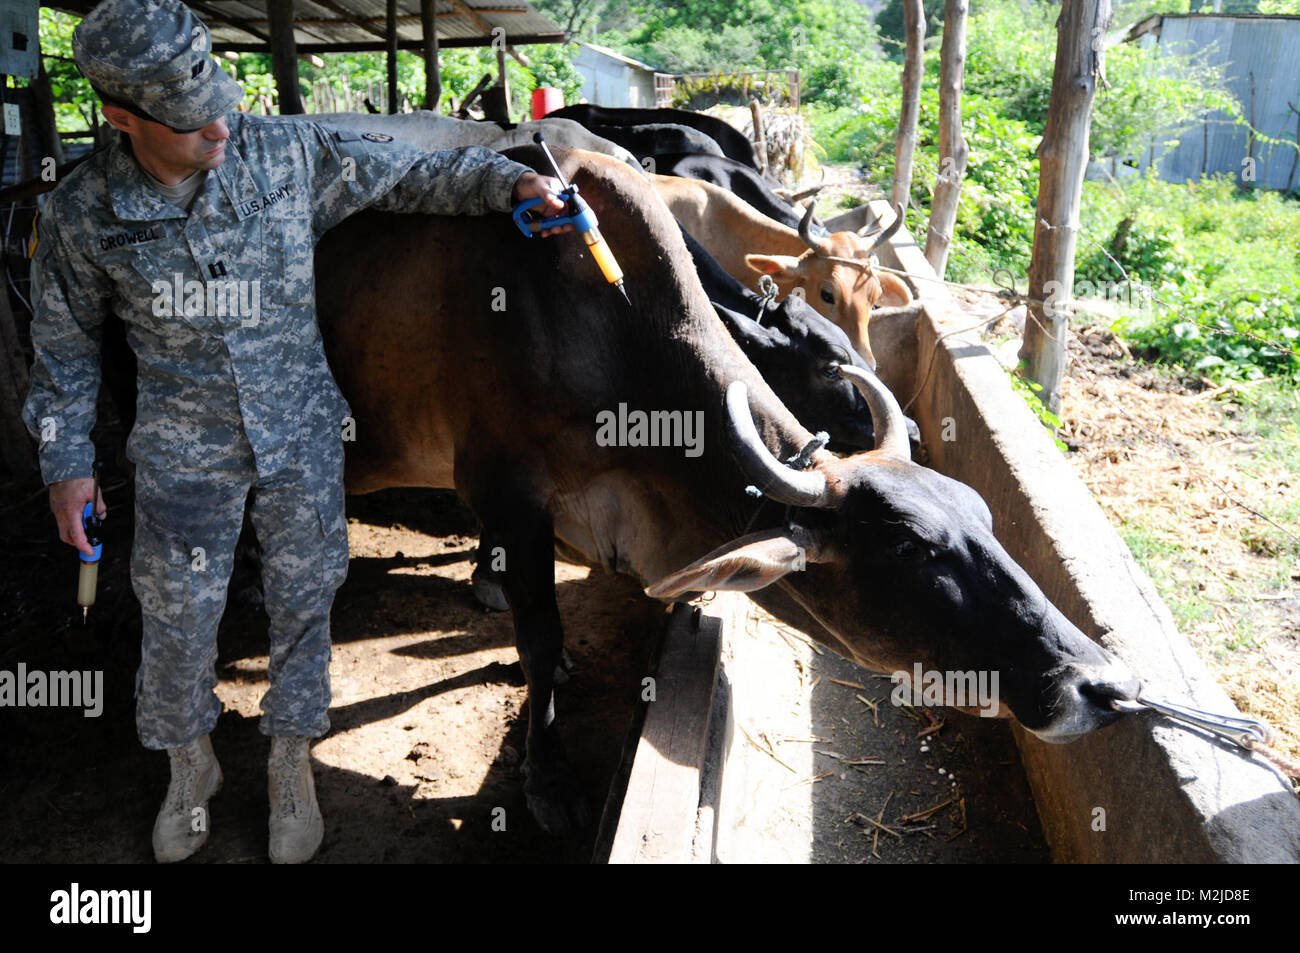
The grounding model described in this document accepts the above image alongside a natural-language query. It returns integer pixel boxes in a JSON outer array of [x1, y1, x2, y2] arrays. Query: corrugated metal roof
[[45, 1, 566, 49]]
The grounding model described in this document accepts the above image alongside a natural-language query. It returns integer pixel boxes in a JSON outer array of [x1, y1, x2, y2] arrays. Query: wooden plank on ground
[[607, 602, 722, 864]]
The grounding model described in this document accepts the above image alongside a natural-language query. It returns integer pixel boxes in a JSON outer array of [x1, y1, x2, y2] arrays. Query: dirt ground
[[0, 483, 667, 863], [957, 289, 1300, 777], [0, 471, 1050, 863]]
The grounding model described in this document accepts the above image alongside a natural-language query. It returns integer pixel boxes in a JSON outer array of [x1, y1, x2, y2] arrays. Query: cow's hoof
[[471, 570, 510, 612], [522, 760, 590, 835]]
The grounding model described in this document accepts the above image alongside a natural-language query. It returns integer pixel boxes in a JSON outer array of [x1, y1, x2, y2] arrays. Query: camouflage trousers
[[131, 428, 349, 749]]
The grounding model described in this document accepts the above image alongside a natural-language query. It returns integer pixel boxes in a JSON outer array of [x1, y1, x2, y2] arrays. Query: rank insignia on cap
[[362, 132, 394, 142]]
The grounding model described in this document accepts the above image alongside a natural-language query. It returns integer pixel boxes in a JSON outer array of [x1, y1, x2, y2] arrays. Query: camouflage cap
[[73, 0, 244, 131]]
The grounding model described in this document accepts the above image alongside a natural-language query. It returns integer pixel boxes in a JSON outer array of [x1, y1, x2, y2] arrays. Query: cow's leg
[[483, 507, 589, 835], [470, 527, 510, 612], [472, 527, 574, 683]]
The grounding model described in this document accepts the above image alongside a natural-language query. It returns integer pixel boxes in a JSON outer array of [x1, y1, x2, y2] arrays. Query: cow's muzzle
[[1024, 658, 1141, 744]]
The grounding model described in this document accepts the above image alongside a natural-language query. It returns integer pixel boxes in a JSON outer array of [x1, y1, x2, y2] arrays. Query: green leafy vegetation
[[1007, 368, 1068, 451]]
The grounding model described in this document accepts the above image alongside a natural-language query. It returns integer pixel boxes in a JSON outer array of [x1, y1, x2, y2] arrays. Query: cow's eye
[[820, 287, 836, 305], [893, 539, 923, 560]]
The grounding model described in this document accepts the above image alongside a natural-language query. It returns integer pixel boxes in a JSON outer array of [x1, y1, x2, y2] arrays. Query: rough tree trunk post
[[31, 58, 64, 169], [387, 0, 399, 114], [749, 99, 767, 175], [924, 0, 969, 278], [421, 0, 441, 111], [268, 0, 304, 115], [892, 0, 926, 210], [1019, 0, 1113, 415]]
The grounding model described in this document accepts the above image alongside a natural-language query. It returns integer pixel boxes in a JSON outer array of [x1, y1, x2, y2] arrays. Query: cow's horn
[[788, 183, 825, 204], [864, 203, 905, 256], [835, 365, 911, 459], [798, 200, 831, 256], [726, 381, 830, 507]]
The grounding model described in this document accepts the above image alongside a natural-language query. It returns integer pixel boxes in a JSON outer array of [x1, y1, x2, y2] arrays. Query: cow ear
[[745, 253, 802, 277], [877, 273, 914, 306], [645, 527, 823, 599]]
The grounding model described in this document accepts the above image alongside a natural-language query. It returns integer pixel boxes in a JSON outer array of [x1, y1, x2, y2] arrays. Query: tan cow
[[652, 173, 912, 367]]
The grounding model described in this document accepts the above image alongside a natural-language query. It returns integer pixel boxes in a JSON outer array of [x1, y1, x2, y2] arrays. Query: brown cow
[[316, 147, 1139, 834], [652, 173, 913, 368]]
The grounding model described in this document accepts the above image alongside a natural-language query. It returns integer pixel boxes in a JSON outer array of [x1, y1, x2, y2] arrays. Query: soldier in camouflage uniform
[[23, 0, 571, 864]]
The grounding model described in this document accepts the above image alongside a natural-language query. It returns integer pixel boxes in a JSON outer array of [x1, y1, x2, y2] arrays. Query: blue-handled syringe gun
[[78, 462, 103, 625], [510, 133, 631, 305]]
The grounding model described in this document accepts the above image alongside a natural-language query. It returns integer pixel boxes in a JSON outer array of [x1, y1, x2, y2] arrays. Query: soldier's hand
[[50, 477, 107, 558], [513, 173, 575, 238]]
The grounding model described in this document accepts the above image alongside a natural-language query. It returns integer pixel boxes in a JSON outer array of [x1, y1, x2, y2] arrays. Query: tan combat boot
[[153, 733, 222, 863], [268, 736, 324, 864]]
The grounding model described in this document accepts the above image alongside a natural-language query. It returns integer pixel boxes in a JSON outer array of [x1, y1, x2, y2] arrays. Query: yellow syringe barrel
[[77, 558, 99, 610], [582, 226, 624, 287]]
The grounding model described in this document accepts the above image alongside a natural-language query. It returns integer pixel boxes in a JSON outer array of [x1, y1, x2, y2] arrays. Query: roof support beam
[[421, 0, 441, 110], [309, 0, 392, 44], [268, 0, 304, 114], [214, 33, 566, 54]]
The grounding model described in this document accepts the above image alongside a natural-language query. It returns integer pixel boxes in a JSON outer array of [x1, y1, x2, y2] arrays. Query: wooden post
[[0, 248, 38, 483], [924, 0, 969, 279], [420, 0, 441, 111], [496, 44, 510, 115], [386, 0, 399, 113], [892, 0, 925, 210], [31, 58, 64, 169], [749, 99, 767, 175], [1018, 0, 1113, 415], [268, 0, 303, 114]]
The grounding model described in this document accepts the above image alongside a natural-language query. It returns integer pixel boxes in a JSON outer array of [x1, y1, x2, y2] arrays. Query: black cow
[[584, 120, 723, 162], [679, 225, 878, 450], [650, 151, 826, 234], [549, 104, 761, 170]]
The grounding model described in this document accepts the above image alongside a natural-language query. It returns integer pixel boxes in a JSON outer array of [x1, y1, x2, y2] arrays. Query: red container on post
[[531, 87, 564, 119]]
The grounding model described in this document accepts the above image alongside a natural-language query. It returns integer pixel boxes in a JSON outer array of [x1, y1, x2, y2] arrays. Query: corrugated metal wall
[[1137, 16, 1300, 191]]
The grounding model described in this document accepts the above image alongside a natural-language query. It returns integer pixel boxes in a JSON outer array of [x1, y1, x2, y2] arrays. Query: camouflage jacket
[[23, 111, 532, 483]]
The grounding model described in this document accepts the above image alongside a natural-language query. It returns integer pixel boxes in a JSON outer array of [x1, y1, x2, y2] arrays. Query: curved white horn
[[726, 381, 830, 507], [835, 365, 911, 459]]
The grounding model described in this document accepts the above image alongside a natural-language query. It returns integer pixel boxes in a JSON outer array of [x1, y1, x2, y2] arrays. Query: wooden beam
[[215, 34, 566, 54], [188, 0, 270, 43], [447, 0, 501, 38], [923, 0, 968, 279], [892, 0, 925, 210], [242, 10, 533, 29], [386, 0, 399, 114], [421, 0, 441, 111], [307, 0, 391, 43], [607, 603, 722, 864], [268, 0, 304, 115], [1019, 0, 1114, 414]]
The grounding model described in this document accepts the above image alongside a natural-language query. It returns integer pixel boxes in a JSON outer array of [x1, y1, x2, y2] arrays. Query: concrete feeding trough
[[601, 201, 1300, 864]]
